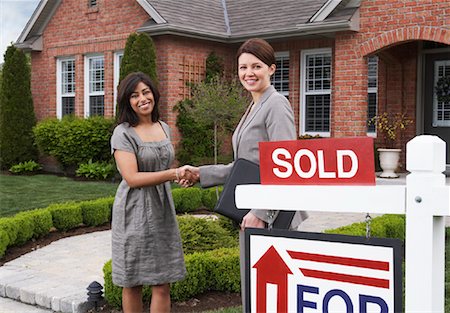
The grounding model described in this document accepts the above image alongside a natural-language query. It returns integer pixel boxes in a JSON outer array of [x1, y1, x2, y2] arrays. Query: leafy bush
[[81, 197, 113, 227], [76, 160, 116, 180], [33, 116, 115, 169], [9, 160, 42, 174], [174, 99, 215, 166], [47, 202, 83, 231], [178, 216, 238, 254]]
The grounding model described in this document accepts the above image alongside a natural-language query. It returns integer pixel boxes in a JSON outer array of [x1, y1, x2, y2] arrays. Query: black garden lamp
[[87, 281, 104, 311]]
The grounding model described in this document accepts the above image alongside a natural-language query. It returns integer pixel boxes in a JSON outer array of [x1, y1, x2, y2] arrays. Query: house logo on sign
[[245, 229, 402, 313]]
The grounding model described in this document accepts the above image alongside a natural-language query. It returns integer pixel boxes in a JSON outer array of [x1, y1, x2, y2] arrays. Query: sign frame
[[244, 228, 403, 313]]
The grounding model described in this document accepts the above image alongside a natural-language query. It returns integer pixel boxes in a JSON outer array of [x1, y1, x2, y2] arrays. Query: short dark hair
[[117, 72, 160, 126], [236, 38, 276, 67]]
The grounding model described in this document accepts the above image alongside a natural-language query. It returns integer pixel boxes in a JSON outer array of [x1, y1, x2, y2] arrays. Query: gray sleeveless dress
[[110, 122, 186, 287]]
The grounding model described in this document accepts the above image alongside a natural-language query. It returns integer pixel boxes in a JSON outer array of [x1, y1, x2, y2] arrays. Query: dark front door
[[424, 52, 450, 165]]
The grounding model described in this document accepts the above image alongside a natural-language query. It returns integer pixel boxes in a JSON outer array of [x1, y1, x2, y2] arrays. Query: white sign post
[[236, 135, 449, 312]]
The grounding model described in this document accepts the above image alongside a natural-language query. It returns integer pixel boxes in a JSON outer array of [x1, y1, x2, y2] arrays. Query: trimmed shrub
[[325, 214, 406, 240], [102, 246, 240, 307], [103, 260, 122, 308], [172, 188, 203, 213], [81, 197, 113, 227], [0, 217, 19, 247], [0, 229, 9, 258], [178, 216, 238, 254], [15, 209, 53, 238], [201, 187, 222, 210], [33, 116, 115, 169], [48, 202, 83, 231], [12, 214, 34, 245]]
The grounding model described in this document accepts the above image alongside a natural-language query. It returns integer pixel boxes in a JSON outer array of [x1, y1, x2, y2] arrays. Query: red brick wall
[[31, 0, 149, 120], [334, 0, 450, 144]]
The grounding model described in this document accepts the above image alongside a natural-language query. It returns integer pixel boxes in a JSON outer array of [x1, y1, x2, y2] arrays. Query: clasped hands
[[174, 165, 199, 187]]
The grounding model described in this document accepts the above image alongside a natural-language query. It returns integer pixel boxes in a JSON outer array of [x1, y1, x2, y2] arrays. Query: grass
[[203, 307, 241, 313], [0, 174, 118, 217]]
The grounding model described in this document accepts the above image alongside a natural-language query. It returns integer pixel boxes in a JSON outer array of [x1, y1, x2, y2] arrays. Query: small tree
[[0, 45, 37, 169], [119, 32, 158, 84], [189, 75, 248, 166]]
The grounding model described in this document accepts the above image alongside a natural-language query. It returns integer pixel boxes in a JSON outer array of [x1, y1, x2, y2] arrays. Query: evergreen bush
[[47, 202, 83, 231], [0, 45, 37, 169], [119, 33, 158, 85], [12, 214, 34, 245], [177, 216, 238, 254], [15, 209, 53, 239], [172, 188, 203, 213], [201, 186, 222, 210], [81, 197, 112, 227]]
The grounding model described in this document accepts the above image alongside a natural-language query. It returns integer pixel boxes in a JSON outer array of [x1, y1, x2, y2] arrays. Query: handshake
[[174, 165, 200, 187]]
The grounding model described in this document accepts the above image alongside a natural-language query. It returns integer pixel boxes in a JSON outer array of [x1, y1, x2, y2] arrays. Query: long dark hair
[[236, 38, 276, 67], [117, 72, 160, 126]]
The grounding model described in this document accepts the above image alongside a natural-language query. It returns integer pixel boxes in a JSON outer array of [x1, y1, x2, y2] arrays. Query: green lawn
[[0, 174, 118, 217]]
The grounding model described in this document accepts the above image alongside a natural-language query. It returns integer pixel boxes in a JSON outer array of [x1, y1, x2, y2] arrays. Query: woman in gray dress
[[111, 72, 187, 313]]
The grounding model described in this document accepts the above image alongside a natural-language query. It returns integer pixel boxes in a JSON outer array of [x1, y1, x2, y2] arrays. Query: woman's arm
[[114, 150, 180, 188]]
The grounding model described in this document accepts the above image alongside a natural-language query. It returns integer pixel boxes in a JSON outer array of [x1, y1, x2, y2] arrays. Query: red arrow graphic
[[252, 245, 292, 313]]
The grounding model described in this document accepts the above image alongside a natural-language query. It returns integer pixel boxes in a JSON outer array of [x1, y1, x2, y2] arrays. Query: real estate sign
[[245, 229, 402, 313]]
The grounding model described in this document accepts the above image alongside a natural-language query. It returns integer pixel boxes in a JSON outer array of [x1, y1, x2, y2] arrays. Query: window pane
[[62, 97, 75, 116], [305, 54, 331, 92], [90, 95, 104, 116], [272, 54, 289, 96], [367, 93, 377, 132], [61, 59, 75, 95], [89, 57, 104, 93], [305, 95, 330, 132]]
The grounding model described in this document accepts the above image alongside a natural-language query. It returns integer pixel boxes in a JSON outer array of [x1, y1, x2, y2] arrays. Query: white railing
[[236, 135, 449, 312]]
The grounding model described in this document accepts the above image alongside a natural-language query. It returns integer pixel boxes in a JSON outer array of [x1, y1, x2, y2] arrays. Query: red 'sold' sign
[[259, 137, 375, 185]]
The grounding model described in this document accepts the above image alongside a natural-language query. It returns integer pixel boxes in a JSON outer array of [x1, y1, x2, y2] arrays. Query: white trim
[[84, 54, 104, 117], [17, 0, 48, 43], [309, 0, 343, 22], [113, 51, 124, 115], [300, 48, 332, 137], [56, 57, 75, 119], [135, 0, 166, 24]]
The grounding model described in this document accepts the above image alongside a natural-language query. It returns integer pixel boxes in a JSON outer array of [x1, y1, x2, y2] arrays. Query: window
[[88, 0, 97, 7], [433, 60, 450, 127], [113, 51, 124, 115], [84, 55, 104, 117], [272, 52, 289, 99], [56, 58, 75, 118], [367, 56, 378, 134], [301, 49, 332, 136]]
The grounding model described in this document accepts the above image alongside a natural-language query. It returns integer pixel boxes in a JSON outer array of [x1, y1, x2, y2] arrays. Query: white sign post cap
[[406, 135, 446, 173]]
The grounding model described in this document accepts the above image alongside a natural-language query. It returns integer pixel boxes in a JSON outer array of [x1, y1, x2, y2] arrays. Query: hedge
[[103, 247, 240, 308], [0, 187, 219, 258]]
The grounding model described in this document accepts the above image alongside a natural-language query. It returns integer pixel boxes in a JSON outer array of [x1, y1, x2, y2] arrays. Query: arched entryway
[[360, 26, 450, 169]]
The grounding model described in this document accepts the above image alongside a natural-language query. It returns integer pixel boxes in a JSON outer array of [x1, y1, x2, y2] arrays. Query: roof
[[17, 0, 360, 49]]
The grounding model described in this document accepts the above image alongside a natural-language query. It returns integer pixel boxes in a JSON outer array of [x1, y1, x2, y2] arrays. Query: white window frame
[[367, 56, 378, 136], [113, 51, 124, 115], [272, 51, 289, 98], [433, 60, 450, 127], [84, 54, 104, 117], [300, 48, 332, 137], [56, 57, 76, 119]]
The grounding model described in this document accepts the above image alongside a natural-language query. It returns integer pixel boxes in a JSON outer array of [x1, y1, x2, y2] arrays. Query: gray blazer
[[199, 85, 308, 229]]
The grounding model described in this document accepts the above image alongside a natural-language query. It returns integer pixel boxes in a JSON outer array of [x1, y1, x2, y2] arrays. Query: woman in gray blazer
[[188, 38, 307, 229]]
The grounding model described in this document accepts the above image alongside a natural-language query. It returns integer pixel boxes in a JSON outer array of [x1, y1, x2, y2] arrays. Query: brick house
[[16, 0, 450, 169]]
